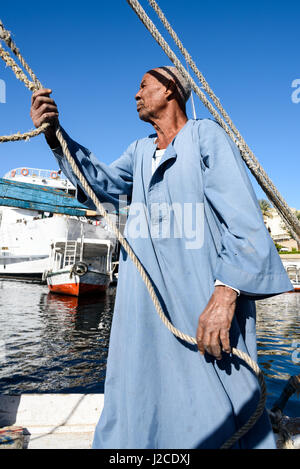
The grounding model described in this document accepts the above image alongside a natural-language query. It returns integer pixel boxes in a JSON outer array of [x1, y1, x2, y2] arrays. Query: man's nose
[[135, 89, 141, 101]]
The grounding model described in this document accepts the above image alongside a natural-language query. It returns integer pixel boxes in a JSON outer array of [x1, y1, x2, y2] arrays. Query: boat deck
[[0, 393, 299, 449], [0, 394, 103, 449]]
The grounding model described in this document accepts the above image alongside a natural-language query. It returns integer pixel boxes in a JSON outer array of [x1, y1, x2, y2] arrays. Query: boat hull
[[0, 209, 116, 281], [0, 272, 43, 282], [46, 269, 110, 297]]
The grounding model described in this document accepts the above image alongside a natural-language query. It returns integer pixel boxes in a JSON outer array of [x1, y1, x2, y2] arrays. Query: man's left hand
[[196, 286, 237, 360]]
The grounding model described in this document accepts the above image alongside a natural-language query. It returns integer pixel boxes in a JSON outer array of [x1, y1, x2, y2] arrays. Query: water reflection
[[256, 293, 300, 415], [0, 281, 299, 418], [0, 280, 115, 394]]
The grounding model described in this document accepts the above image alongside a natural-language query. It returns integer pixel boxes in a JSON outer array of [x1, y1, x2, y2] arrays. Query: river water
[[0, 280, 299, 417]]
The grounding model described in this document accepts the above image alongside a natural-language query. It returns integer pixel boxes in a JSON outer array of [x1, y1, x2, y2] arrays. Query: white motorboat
[[280, 260, 300, 292], [44, 236, 114, 297], [282, 261, 300, 292]]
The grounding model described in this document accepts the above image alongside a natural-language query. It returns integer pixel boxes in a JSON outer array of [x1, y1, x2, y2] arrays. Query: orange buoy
[[50, 171, 58, 179], [21, 168, 29, 176]]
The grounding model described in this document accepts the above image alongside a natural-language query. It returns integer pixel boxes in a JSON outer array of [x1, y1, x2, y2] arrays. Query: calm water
[[0, 280, 114, 394], [0, 280, 299, 417]]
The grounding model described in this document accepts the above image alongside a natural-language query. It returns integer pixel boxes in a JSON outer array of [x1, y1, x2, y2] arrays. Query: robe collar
[[143, 119, 192, 193]]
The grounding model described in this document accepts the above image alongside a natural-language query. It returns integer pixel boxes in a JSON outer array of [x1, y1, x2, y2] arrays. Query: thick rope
[[0, 43, 47, 140], [146, 0, 300, 244], [0, 44, 35, 91], [0, 20, 42, 88], [269, 410, 295, 449], [0, 17, 269, 449], [127, 0, 300, 245], [0, 123, 49, 143], [1, 3, 299, 246]]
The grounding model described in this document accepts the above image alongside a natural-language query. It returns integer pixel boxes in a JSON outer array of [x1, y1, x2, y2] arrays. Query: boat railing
[[286, 264, 300, 284], [3, 168, 74, 188], [63, 240, 82, 267]]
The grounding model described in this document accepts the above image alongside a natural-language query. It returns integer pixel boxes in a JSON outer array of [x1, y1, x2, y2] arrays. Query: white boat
[[45, 237, 114, 296], [281, 261, 300, 292], [3, 167, 76, 192], [0, 167, 117, 281]]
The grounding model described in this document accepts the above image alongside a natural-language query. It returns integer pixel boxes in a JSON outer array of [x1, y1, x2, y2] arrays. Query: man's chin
[[138, 110, 151, 123]]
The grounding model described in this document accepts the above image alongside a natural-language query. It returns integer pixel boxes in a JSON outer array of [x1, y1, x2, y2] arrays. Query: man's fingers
[[220, 328, 231, 354], [197, 326, 221, 359], [32, 96, 56, 110], [31, 88, 52, 105], [34, 112, 59, 129], [34, 103, 58, 118], [206, 331, 222, 360], [202, 330, 214, 357], [196, 326, 204, 354], [197, 327, 224, 360], [42, 112, 59, 120]]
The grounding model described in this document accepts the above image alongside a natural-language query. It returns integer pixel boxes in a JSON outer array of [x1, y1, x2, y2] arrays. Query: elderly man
[[30, 66, 292, 449]]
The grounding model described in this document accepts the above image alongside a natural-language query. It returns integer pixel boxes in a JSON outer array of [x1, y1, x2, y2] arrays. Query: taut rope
[[127, 0, 300, 245], [0, 21, 47, 142], [0, 15, 274, 449]]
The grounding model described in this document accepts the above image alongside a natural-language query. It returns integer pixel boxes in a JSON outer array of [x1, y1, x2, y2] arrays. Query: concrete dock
[[0, 394, 104, 449], [1, 393, 299, 449]]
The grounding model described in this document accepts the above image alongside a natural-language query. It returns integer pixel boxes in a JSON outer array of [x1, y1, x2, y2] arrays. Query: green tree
[[281, 211, 300, 251], [258, 199, 273, 220], [285, 210, 300, 251]]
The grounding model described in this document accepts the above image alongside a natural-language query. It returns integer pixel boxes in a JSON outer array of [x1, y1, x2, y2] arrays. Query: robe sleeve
[[51, 127, 136, 211], [198, 119, 293, 298]]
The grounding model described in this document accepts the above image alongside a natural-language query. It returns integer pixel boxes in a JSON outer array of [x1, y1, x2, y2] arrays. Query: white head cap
[[155, 66, 192, 106]]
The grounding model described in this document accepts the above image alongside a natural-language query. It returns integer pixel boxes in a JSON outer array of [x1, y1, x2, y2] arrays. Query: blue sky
[[0, 0, 299, 208]]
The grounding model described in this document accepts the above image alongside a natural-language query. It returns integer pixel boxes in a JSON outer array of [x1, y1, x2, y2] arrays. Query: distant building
[[264, 207, 299, 250]]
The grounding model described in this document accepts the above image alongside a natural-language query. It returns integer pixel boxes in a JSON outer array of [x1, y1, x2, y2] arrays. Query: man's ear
[[165, 79, 176, 100]]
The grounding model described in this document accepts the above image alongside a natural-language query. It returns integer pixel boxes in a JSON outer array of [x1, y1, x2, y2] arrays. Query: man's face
[[135, 71, 170, 122]]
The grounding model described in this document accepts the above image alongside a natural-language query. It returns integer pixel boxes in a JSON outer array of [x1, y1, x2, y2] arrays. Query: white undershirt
[[152, 149, 166, 174], [151, 150, 240, 296]]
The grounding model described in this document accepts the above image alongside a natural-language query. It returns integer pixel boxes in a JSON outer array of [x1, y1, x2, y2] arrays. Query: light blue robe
[[53, 118, 293, 449]]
